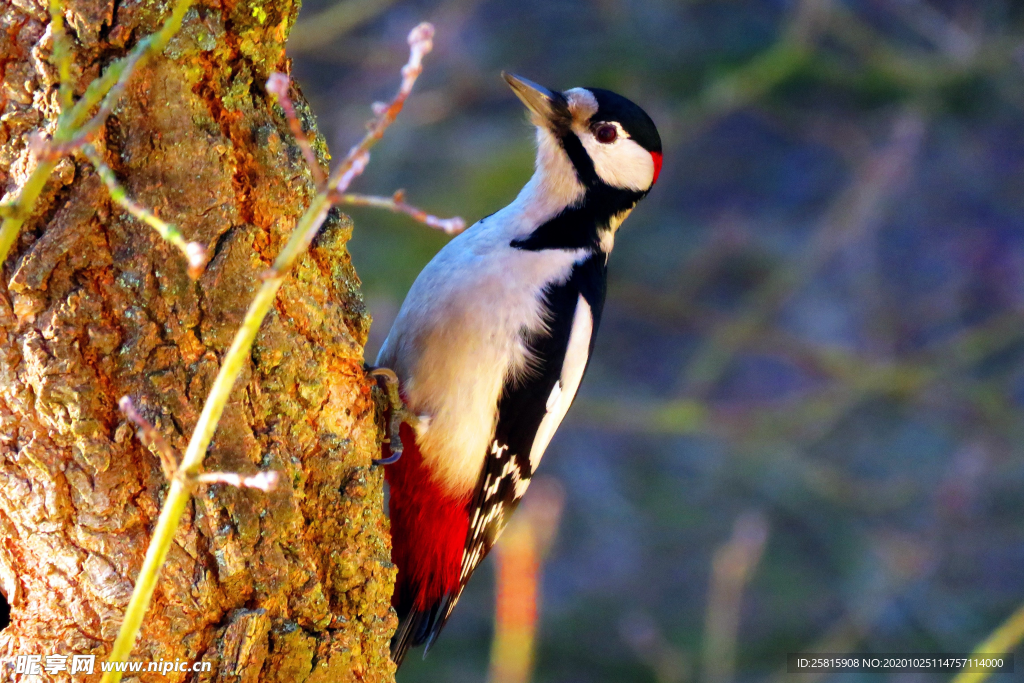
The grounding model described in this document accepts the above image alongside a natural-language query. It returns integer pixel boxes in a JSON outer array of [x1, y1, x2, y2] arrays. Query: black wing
[[421, 253, 607, 647]]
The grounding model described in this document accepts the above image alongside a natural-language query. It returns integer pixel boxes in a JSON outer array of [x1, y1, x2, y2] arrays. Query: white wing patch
[[529, 295, 593, 471], [457, 294, 595, 602], [461, 439, 529, 579], [545, 381, 562, 411]]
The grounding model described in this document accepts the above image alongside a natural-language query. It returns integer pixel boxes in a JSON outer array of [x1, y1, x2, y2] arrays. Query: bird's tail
[[390, 598, 451, 668], [390, 607, 427, 669], [385, 423, 470, 668]]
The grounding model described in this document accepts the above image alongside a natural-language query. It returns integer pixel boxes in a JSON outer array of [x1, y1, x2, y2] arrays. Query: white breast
[[376, 123, 593, 496], [377, 213, 589, 496]]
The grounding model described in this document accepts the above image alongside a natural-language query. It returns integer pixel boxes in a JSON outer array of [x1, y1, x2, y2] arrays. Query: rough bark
[[0, 1, 396, 681]]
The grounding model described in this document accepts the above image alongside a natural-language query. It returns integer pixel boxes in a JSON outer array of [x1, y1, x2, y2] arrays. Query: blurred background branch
[[678, 110, 926, 397], [288, 0, 401, 52], [487, 479, 565, 683], [951, 602, 1024, 683], [287, 0, 1024, 680], [702, 512, 769, 683]]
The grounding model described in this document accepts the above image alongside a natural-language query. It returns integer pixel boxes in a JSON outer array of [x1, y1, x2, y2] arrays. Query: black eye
[[595, 124, 618, 144]]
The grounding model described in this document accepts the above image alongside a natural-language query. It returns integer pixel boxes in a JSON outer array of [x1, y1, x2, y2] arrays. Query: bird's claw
[[373, 449, 404, 466], [368, 366, 414, 466]]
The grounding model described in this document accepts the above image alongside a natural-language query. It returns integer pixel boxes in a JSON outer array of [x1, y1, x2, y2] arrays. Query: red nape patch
[[650, 152, 663, 184], [385, 423, 471, 610]]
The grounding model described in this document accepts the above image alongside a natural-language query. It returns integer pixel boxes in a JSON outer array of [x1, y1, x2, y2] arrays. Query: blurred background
[[289, 1, 1024, 681]]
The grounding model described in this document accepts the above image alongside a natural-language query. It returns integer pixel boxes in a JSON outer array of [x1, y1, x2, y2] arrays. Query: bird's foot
[[367, 366, 417, 465]]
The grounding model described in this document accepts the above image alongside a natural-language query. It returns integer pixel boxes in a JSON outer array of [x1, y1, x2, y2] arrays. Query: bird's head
[[502, 72, 662, 196]]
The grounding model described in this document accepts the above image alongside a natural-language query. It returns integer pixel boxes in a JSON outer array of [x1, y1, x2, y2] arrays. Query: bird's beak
[[502, 72, 570, 131]]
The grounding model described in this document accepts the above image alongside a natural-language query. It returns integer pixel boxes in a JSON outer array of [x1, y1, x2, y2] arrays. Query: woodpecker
[[374, 72, 662, 667]]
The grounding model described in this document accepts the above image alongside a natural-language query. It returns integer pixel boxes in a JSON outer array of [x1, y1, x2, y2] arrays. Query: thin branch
[[121, 395, 277, 489], [47, 0, 74, 110], [195, 471, 279, 491], [0, 157, 59, 266], [118, 397, 179, 481], [99, 23, 436, 682], [331, 151, 370, 200], [334, 190, 466, 234], [263, 25, 463, 243], [59, 0, 195, 144], [53, 44, 152, 153], [328, 23, 434, 194], [264, 22, 436, 280], [266, 72, 326, 189], [0, 0, 195, 268], [84, 145, 206, 278], [950, 603, 1024, 683]]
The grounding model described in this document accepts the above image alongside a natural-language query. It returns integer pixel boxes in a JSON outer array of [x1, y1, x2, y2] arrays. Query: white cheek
[[579, 130, 655, 191]]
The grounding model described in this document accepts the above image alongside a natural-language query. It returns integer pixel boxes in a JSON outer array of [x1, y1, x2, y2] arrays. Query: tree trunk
[[0, 1, 395, 681]]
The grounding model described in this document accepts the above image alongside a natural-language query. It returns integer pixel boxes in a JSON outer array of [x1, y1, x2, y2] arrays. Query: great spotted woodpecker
[[374, 73, 662, 667]]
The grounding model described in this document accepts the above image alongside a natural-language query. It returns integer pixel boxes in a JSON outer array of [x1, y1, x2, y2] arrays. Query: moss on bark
[[0, 1, 395, 681]]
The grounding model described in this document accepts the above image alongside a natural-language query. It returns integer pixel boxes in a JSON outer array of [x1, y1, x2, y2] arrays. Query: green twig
[[99, 23, 437, 682], [0, 157, 58, 265], [0, 0, 195, 268], [100, 266, 298, 682], [83, 144, 206, 278], [99, 197, 329, 683], [949, 603, 1024, 683], [58, 0, 193, 138], [47, 0, 74, 110]]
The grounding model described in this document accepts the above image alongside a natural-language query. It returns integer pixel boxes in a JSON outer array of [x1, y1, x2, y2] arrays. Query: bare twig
[[265, 25, 462, 236], [266, 72, 326, 189], [54, 45, 151, 153], [101, 24, 437, 683], [331, 151, 370, 199], [334, 190, 466, 234], [264, 22, 439, 280], [329, 22, 434, 194], [118, 397, 179, 481], [195, 471, 279, 492], [120, 395, 278, 492], [84, 145, 206, 278]]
